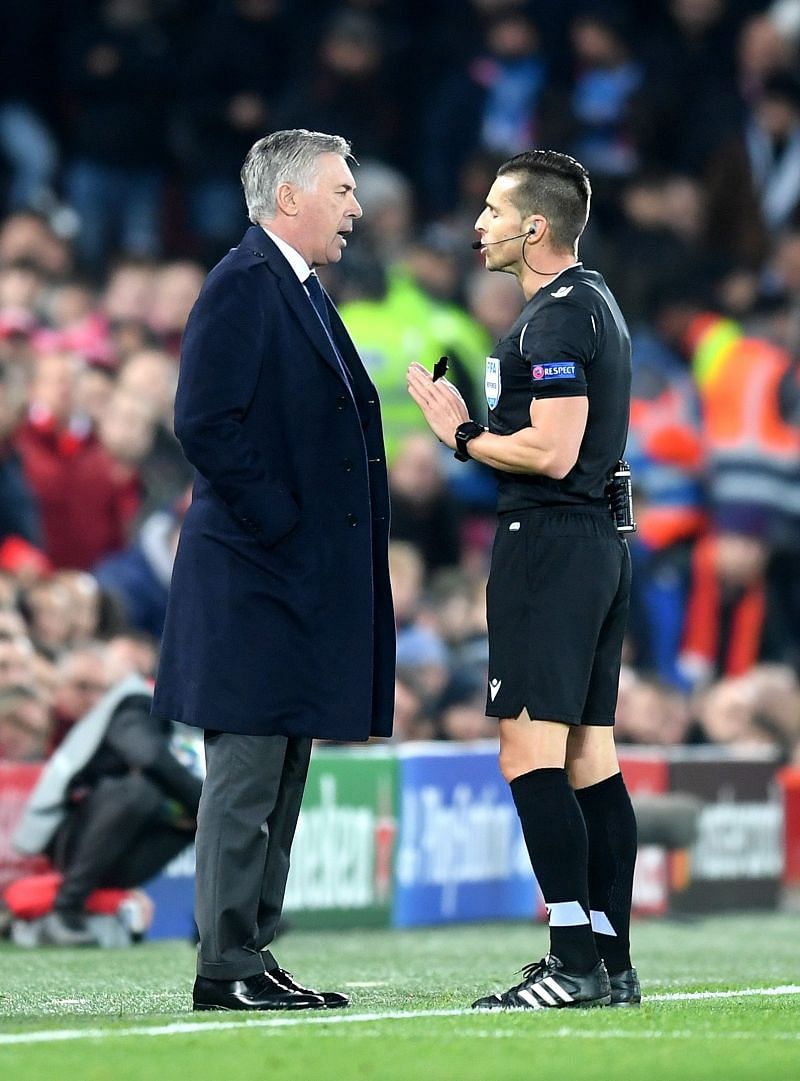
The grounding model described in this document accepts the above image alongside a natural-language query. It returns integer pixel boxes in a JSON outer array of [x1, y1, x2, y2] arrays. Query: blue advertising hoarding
[[393, 742, 542, 927]]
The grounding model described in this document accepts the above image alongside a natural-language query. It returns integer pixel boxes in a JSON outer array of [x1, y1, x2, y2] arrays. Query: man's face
[[293, 154, 362, 267], [0, 698, 50, 761], [32, 354, 77, 424], [54, 654, 109, 721], [98, 388, 156, 465], [0, 639, 34, 688], [473, 176, 527, 273]]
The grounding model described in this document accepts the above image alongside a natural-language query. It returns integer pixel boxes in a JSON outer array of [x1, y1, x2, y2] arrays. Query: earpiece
[[471, 224, 539, 250]]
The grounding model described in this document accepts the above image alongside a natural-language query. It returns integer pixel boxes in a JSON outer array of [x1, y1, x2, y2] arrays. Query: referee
[[407, 150, 639, 1010]]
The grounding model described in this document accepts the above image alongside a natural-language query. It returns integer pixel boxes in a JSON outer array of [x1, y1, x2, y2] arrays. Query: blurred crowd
[[1, 0, 800, 770]]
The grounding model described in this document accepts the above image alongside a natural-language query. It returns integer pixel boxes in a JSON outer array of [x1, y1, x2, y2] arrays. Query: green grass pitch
[[1, 914, 799, 1081]]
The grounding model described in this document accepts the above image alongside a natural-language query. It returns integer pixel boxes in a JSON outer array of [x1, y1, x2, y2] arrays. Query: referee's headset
[[471, 225, 537, 249], [472, 222, 558, 278]]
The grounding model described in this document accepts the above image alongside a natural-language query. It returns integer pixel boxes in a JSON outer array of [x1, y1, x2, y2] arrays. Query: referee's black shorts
[[485, 505, 631, 725]]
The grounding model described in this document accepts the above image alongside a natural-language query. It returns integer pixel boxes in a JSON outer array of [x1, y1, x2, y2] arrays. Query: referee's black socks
[[575, 771, 637, 976], [509, 767, 598, 975]]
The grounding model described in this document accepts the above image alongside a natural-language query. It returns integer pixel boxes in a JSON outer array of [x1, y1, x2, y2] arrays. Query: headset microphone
[[471, 225, 536, 250]]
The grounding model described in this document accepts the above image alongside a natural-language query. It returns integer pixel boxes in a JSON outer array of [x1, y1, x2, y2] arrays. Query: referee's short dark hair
[[497, 150, 591, 253]]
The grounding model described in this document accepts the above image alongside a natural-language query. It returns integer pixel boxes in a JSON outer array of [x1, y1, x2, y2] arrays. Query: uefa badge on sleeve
[[485, 356, 501, 410]]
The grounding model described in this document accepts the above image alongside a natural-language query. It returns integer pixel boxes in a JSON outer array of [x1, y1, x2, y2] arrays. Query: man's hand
[[407, 362, 470, 449]]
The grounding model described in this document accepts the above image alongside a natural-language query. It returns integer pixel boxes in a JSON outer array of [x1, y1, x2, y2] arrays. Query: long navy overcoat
[[152, 226, 395, 740]]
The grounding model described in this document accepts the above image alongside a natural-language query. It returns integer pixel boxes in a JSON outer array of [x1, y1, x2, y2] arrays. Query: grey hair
[[241, 129, 353, 223]]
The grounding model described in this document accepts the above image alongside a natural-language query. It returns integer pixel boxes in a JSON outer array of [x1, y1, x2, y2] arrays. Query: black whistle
[[433, 356, 449, 382]]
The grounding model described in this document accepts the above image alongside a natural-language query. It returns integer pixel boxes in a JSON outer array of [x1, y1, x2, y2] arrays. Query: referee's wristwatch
[[453, 420, 487, 461]]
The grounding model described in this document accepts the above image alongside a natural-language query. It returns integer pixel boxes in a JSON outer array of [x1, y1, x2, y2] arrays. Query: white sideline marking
[[1, 986, 799, 1047], [646, 986, 800, 1003]]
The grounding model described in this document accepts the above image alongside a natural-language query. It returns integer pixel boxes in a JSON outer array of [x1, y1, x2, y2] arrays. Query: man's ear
[[275, 182, 299, 217]]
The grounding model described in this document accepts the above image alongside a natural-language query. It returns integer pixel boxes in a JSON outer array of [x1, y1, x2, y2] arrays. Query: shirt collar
[[546, 262, 582, 288], [262, 227, 311, 283]]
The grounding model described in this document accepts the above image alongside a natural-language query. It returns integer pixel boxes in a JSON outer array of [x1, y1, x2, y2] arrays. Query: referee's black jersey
[[486, 263, 631, 513]]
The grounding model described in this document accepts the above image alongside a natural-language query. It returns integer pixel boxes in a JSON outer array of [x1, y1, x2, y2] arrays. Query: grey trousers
[[195, 730, 312, 979]]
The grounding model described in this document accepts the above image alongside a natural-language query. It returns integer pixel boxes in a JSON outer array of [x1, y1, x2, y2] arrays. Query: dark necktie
[[305, 272, 334, 337], [305, 272, 352, 387]]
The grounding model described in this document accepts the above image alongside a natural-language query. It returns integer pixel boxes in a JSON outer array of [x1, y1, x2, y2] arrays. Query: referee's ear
[[525, 215, 546, 240]]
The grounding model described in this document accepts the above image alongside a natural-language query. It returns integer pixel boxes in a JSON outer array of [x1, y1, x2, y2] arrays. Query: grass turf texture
[[1, 914, 799, 1080]]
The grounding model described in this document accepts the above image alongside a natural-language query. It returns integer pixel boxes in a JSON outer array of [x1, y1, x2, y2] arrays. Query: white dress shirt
[[262, 227, 311, 283]]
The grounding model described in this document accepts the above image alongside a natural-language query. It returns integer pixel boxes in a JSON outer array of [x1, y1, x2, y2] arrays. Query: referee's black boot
[[192, 972, 325, 1011], [609, 967, 641, 1007], [472, 954, 611, 1010]]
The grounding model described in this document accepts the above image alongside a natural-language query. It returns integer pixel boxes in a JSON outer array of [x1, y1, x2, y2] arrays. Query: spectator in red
[[15, 352, 136, 569], [97, 386, 153, 501], [117, 351, 192, 523]]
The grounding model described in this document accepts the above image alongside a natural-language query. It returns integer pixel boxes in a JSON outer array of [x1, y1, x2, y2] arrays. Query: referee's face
[[474, 176, 527, 272]]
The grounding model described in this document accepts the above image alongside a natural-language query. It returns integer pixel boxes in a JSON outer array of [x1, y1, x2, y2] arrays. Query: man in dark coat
[[151, 129, 395, 1012]]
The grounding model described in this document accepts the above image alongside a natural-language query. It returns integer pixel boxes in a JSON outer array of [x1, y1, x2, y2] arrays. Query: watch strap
[[454, 420, 486, 462]]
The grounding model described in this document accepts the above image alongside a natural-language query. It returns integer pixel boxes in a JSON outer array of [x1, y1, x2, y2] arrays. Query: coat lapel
[[238, 228, 376, 416], [277, 273, 349, 386], [241, 228, 350, 388], [328, 303, 379, 424]]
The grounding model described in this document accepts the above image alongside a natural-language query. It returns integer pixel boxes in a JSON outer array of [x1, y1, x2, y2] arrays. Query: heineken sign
[[284, 750, 397, 928]]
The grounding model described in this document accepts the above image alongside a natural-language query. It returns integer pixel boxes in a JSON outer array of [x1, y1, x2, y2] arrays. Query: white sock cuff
[[590, 910, 617, 936], [545, 900, 590, 927]]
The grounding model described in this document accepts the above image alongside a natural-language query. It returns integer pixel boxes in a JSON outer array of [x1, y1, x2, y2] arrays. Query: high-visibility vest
[[627, 331, 707, 549], [690, 314, 800, 516], [629, 382, 707, 549], [679, 534, 766, 683], [339, 296, 442, 464]]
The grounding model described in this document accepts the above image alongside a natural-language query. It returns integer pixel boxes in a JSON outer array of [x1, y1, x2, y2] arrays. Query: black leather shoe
[[609, 967, 641, 1006], [192, 972, 326, 1011], [272, 968, 350, 1009]]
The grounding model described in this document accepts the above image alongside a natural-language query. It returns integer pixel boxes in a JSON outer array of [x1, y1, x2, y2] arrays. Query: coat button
[[341, 458, 353, 472], [336, 395, 347, 411], [345, 513, 358, 526]]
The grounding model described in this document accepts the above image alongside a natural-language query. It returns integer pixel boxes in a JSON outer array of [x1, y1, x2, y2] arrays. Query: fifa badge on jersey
[[485, 356, 501, 409]]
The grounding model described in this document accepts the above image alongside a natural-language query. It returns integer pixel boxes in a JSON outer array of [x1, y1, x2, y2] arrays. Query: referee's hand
[[407, 362, 469, 449]]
